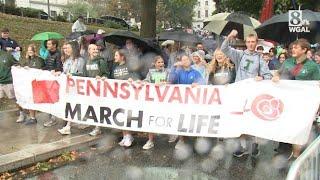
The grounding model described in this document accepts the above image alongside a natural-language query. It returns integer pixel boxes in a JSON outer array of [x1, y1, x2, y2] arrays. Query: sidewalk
[[0, 110, 102, 173]]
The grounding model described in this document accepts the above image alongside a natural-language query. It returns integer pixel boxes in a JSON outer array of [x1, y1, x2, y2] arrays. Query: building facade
[[15, 0, 72, 17], [192, 0, 216, 30]]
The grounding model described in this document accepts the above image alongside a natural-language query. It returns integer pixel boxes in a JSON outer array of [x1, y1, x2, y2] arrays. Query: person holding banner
[[314, 50, 320, 70], [0, 49, 20, 118], [112, 49, 141, 147], [141, 56, 170, 150], [17, 44, 45, 125], [272, 38, 320, 160], [169, 54, 205, 149], [85, 44, 110, 136], [43, 39, 63, 127], [57, 41, 86, 135], [221, 29, 272, 158]]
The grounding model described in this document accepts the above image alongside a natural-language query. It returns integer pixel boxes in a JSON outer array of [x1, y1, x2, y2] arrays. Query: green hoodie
[[20, 56, 45, 69], [278, 57, 320, 80], [0, 50, 17, 84], [84, 56, 110, 78]]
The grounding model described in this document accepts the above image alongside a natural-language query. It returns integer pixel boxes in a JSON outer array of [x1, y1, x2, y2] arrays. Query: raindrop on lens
[[174, 144, 192, 160], [272, 155, 288, 169], [224, 139, 239, 153], [194, 137, 212, 155], [201, 158, 218, 173], [210, 144, 225, 160], [125, 166, 143, 180]]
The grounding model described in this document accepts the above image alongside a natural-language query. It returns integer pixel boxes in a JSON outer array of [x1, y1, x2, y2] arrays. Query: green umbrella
[[31, 32, 64, 41]]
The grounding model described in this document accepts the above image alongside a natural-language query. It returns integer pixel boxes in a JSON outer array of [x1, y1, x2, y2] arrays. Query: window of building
[[205, 10, 208, 17], [50, 10, 57, 17], [205, 1, 208, 5], [198, 11, 200, 18], [197, 25, 200, 28]]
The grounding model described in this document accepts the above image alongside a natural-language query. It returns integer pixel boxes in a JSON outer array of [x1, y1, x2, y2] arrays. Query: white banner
[[12, 67, 320, 145]]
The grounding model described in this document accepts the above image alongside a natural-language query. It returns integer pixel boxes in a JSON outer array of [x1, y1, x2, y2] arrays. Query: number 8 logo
[[289, 10, 302, 26]]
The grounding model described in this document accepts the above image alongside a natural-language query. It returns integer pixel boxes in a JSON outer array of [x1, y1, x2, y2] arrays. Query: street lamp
[[117, 0, 121, 18]]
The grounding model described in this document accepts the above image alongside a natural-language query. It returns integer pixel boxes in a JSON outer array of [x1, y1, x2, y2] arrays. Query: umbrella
[[257, 39, 275, 53], [31, 32, 64, 41], [104, 30, 161, 54], [204, 12, 261, 39], [158, 31, 201, 43], [66, 30, 96, 41], [202, 38, 218, 52], [66, 32, 82, 40], [255, 10, 320, 44], [161, 40, 174, 46]]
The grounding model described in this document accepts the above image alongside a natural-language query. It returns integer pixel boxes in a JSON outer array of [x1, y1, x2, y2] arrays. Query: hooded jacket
[[221, 39, 272, 81], [0, 50, 17, 84]]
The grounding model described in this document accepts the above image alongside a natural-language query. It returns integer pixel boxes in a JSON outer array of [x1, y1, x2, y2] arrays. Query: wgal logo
[[288, 10, 310, 33]]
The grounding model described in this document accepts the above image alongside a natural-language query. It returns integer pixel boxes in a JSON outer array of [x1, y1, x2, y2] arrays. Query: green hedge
[[0, 4, 45, 18], [104, 20, 128, 30]]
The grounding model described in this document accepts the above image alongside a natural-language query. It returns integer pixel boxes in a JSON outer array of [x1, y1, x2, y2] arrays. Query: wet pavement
[[0, 110, 92, 155], [27, 134, 291, 180], [0, 98, 16, 111], [1, 109, 319, 180]]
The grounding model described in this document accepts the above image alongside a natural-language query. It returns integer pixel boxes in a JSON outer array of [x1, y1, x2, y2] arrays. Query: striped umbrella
[[204, 12, 261, 39]]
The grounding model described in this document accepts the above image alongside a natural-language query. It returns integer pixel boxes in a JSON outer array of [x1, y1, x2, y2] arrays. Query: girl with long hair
[[17, 44, 45, 124], [207, 48, 235, 85]]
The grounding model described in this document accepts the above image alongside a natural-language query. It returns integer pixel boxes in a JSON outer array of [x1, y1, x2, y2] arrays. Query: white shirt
[[72, 20, 87, 32]]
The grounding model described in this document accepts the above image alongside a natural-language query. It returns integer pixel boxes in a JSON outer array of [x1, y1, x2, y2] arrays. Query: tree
[[157, 0, 197, 28], [63, 0, 108, 19], [140, 0, 156, 38], [274, 0, 319, 14], [214, 0, 319, 20], [105, 0, 141, 20], [213, 0, 264, 19]]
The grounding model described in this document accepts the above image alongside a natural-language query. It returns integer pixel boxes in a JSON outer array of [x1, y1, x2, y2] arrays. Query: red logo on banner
[[251, 94, 284, 121], [32, 80, 60, 104]]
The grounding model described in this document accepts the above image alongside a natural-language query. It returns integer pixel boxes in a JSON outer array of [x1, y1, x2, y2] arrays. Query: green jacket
[[20, 56, 45, 69], [0, 50, 17, 84], [278, 57, 320, 80], [84, 56, 110, 78]]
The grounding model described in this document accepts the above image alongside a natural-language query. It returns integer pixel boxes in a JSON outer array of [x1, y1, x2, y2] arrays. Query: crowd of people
[[0, 25, 320, 162]]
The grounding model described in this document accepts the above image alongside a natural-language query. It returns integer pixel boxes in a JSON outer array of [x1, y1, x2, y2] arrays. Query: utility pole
[[47, 0, 50, 19]]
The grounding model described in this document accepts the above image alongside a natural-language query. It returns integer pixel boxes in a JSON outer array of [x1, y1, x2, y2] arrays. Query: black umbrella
[[66, 30, 96, 41], [202, 38, 218, 52], [256, 10, 320, 44], [158, 31, 201, 43], [104, 30, 161, 54]]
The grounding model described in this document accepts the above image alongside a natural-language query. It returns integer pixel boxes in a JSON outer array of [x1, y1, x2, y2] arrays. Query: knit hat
[[192, 50, 204, 60]]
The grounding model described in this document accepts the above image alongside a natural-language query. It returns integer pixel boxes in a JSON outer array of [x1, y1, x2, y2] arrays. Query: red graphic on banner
[[251, 94, 284, 121], [32, 80, 60, 104]]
